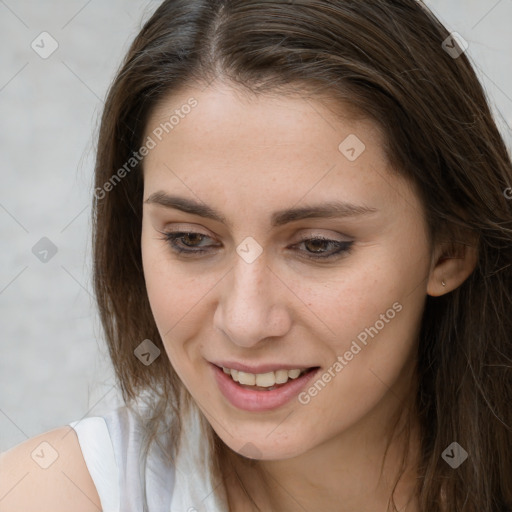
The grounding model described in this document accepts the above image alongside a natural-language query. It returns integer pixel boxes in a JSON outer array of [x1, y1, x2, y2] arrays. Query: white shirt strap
[[69, 417, 120, 512]]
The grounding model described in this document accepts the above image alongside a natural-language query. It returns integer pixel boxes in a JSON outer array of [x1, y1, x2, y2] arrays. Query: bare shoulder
[[0, 426, 101, 512]]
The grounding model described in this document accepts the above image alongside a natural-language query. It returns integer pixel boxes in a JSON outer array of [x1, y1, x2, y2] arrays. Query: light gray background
[[1, 0, 511, 452]]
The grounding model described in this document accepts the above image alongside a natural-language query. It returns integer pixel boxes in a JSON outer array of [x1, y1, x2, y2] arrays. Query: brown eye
[[295, 237, 354, 260], [159, 230, 353, 261], [304, 238, 330, 253], [158, 230, 217, 255], [180, 233, 206, 247]]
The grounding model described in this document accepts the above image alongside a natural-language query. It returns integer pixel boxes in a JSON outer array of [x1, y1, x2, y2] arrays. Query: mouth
[[220, 366, 313, 391], [211, 363, 320, 412]]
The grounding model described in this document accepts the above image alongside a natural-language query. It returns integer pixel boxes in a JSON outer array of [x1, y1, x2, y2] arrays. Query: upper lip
[[211, 361, 318, 374]]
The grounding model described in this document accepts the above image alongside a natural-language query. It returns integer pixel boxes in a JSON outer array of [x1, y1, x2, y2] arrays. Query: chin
[[213, 422, 316, 461]]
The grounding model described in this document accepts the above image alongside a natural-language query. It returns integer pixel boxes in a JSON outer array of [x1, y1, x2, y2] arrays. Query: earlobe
[[427, 239, 479, 297]]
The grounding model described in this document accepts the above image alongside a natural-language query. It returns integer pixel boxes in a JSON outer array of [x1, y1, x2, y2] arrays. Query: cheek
[[302, 246, 427, 386], [141, 229, 218, 359], [296, 257, 401, 349], [141, 230, 186, 339]]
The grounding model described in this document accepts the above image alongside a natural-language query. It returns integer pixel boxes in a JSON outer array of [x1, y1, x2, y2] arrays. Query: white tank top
[[69, 406, 229, 512]]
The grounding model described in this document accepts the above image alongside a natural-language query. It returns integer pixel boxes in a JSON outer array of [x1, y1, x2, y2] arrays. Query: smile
[[221, 367, 309, 390], [211, 363, 319, 411]]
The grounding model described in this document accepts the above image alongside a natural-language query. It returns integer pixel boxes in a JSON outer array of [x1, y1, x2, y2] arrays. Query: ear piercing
[[441, 279, 446, 287]]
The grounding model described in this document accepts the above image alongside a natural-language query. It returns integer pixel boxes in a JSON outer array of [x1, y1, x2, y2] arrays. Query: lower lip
[[212, 364, 319, 412]]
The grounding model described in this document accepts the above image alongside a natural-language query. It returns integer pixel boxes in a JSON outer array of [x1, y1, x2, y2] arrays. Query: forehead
[[144, 81, 381, 160], [141, 81, 414, 222]]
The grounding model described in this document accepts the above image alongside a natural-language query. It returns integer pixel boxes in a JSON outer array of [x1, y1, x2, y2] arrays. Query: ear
[[427, 231, 479, 297]]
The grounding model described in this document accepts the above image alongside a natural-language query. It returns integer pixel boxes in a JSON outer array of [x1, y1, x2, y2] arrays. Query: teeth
[[237, 371, 256, 386], [275, 369, 289, 384], [222, 367, 307, 387], [256, 372, 275, 387], [287, 369, 301, 379]]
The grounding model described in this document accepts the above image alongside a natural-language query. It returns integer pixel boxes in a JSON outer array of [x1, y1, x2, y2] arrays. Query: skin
[[0, 427, 102, 511], [140, 80, 477, 512]]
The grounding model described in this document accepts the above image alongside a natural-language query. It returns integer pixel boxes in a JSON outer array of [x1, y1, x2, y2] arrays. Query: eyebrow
[[144, 192, 378, 227]]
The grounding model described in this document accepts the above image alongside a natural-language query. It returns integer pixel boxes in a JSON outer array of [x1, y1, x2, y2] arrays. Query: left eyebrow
[[144, 192, 378, 228]]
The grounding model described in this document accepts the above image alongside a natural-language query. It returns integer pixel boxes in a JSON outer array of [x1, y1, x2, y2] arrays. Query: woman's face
[[141, 81, 433, 460]]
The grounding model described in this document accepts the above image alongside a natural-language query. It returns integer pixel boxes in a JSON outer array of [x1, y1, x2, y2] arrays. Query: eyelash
[[157, 230, 353, 261]]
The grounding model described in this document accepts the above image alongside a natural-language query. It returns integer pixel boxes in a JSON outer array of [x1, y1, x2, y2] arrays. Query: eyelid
[[158, 227, 354, 252], [162, 223, 212, 234], [295, 231, 352, 242], [159, 224, 217, 244], [157, 227, 354, 262], [162, 224, 351, 242]]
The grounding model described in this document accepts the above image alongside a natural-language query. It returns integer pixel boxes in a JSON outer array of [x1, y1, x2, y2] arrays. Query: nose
[[213, 254, 293, 348]]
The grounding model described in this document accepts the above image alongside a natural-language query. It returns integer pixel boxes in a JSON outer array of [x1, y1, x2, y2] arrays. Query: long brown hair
[[92, 1, 512, 510]]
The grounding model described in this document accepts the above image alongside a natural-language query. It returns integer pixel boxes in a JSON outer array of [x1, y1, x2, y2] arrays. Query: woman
[[1, 1, 511, 511]]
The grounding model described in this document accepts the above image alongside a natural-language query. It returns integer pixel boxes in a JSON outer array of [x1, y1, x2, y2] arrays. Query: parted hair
[[92, 1, 512, 510]]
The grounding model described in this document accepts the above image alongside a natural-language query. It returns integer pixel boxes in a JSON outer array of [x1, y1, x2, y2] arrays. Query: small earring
[[441, 279, 446, 287]]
